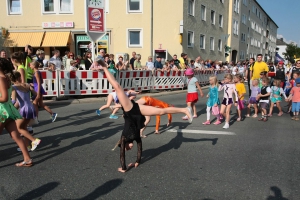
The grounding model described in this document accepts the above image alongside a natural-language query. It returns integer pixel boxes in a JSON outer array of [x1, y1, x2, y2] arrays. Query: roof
[[276, 38, 287, 46], [254, 0, 279, 28]]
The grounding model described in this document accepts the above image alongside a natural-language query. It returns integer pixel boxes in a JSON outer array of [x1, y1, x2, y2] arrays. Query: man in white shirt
[[49, 50, 63, 70]]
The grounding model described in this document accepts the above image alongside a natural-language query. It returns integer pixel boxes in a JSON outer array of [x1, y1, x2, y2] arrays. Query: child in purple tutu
[[246, 79, 260, 118], [11, 71, 41, 151], [30, 61, 57, 122]]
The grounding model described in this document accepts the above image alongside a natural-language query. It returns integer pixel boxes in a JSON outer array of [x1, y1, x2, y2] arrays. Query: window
[[219, 15, 223, 27], [8, 0, 22, 14], [211, 10, 215, 24], [128, 0, 142, 12], [241, 33, 246, 42], [128, 29, 143, 47], [240, 51, 245, 60], [201, 5, 206, 21], [200, 34, 205, 49], [243, 0, 247, 6], [242, 14, 247, 24], [42, 0, 73, 14], [220, 0, 224, 3], [187, 31, 194, 47], [218, 39, 222, 51], [252, 5, 255, 13], [210, 37, 214, 50], [233, 20, 239, 35], [188, 0, 195, 16], [234, 0, 239, 13]]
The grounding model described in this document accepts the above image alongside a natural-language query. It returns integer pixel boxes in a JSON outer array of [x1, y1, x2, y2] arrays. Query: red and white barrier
[[40, 70, 59, 97], [119, 70, 153, 91], [38, 69, 230, 97], [153, 70, 185, 90]]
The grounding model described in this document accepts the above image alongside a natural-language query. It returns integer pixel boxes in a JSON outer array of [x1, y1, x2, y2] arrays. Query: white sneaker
[[31, 138, 41, 151], [186, 107, 193, 123], [223, 123, 230, 129]]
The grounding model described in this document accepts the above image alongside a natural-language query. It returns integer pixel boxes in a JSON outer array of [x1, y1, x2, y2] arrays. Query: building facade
[[0, 0, 110, 60], [0, 0, 278, 64], [238, 0, 278, 62]]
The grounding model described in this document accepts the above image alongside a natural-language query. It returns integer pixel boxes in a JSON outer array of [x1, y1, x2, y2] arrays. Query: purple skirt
[[34, 83, 46, 95], [19, 105, 36, 119], [249, 97, 258, 104]]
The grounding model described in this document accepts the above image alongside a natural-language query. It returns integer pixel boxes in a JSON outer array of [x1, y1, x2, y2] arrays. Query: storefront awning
[[41, 32, 70, 47], [3, 32, 44, 47]]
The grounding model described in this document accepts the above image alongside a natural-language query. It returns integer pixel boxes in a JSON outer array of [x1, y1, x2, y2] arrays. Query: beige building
[[0, 0, 277, 64], [0, 0, 110, 60]]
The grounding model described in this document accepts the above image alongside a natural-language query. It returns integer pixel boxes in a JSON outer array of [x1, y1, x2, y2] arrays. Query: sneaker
[[187, 107, 193, 123], [213, 120, 221, 125], [17, 146, 31, 152], [109, 114, 119, 119], [182, 115, 188, 120], [245, 114, 250, 118], [291, 116, 295, 120], [202, 120, 210, 125], [295, 117, 299, 121], [34, 117, 39, 125], [236, 118, 241, 122], [252, 114, 258, 118], [223, 123, 229, 129], [31, 138, 41, 151], [51, 113, 58, 122], [96, 110, 101, 116]]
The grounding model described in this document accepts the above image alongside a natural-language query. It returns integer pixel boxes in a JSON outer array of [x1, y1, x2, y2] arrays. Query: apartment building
[[1, 0, 277, 64], [239, 0, 278, 62], [183, 0, 229, 61], [0, 0, 109, 60]]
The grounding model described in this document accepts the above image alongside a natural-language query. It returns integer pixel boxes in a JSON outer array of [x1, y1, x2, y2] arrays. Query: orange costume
[[142, 96, 172, 130]]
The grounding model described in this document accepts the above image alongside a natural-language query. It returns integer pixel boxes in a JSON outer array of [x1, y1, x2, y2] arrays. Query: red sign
[[88, 7, 104, 32]]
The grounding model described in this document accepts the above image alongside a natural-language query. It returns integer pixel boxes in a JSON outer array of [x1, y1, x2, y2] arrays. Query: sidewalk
[[45, 86, 209, 106]]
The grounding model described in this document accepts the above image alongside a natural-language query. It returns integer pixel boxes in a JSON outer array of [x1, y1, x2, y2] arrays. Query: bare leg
[[139, 104, 192, 120], [16, 119, 36, 142], [3, 120, 31, 163], [247, 104, 251, 116], [37, 96, 53, 116], [99, 94, 113, 110], [192, 102, 197, 116], [112, 107, 120, 115], [277, 102, 283, 115], [140, 116, 150, 137], [253, 104, 258, 116], [102, 65, 133, 112], [268, 103, 274, 116], [225, 105, 232, 123], [220, 104, 226, 118]]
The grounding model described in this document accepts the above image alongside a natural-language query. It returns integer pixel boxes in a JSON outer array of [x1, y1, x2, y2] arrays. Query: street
[[0, 90, 299, 200]]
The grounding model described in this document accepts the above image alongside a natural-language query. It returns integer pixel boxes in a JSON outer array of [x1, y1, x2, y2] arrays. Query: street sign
[[85, 0, 106, 59]]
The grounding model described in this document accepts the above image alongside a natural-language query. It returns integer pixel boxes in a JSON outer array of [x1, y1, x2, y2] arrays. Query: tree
[[283, 42, 300, 63]]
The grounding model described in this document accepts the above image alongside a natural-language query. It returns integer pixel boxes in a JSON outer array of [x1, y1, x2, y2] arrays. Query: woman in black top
[[97, 60, 193, 173], [84, 52, 93, 70]]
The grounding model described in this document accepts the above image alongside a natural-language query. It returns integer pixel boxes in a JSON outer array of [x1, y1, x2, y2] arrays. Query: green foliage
[[283, 42, 300, 63]]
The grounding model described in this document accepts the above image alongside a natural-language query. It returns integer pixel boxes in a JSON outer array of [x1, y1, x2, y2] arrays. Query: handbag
[[212, 106, 220, 116]]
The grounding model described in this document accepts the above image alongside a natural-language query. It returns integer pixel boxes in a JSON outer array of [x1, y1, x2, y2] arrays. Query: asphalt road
[[0, 88, 299, 200]]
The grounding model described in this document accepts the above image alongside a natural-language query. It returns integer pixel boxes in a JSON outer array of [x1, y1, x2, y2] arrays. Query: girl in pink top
[[89, 60, 103, 71], [219, 74, 238, 129]]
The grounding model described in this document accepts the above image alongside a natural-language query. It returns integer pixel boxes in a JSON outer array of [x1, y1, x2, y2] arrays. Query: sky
[[257, 0, 300, 45]]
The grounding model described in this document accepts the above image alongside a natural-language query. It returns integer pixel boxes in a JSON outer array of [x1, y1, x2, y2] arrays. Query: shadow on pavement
[[15, 182, 60, 200], [142, 132, 218, 164], [63, 179, 123, 200], [266, 186, 289, 200]]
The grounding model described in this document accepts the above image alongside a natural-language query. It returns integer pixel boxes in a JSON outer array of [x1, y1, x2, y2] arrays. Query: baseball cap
[[296, 78, 300, 84], [278, 61, 284, 64]]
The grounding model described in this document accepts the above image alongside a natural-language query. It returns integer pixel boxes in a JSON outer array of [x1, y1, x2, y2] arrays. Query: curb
[[44, 86, 210, 106]]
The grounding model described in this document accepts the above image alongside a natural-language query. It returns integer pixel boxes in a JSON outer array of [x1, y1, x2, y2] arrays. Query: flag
[[275, 52, 284, 62]]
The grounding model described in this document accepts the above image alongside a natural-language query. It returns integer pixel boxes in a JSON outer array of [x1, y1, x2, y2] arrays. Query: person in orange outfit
[[136, 96, 172, 137]]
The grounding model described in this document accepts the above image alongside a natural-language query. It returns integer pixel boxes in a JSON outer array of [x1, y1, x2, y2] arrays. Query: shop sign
[[42, 22, 74, 28]]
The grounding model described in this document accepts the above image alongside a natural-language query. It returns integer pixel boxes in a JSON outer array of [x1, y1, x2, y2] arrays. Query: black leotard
[[120, 100, 146, 170]]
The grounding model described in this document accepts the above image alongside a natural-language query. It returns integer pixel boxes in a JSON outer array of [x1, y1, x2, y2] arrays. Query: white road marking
[[166, 129, 236, 135]]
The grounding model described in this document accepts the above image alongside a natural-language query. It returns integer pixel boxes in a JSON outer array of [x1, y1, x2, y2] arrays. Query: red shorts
[[186, 92, 198, 103]]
